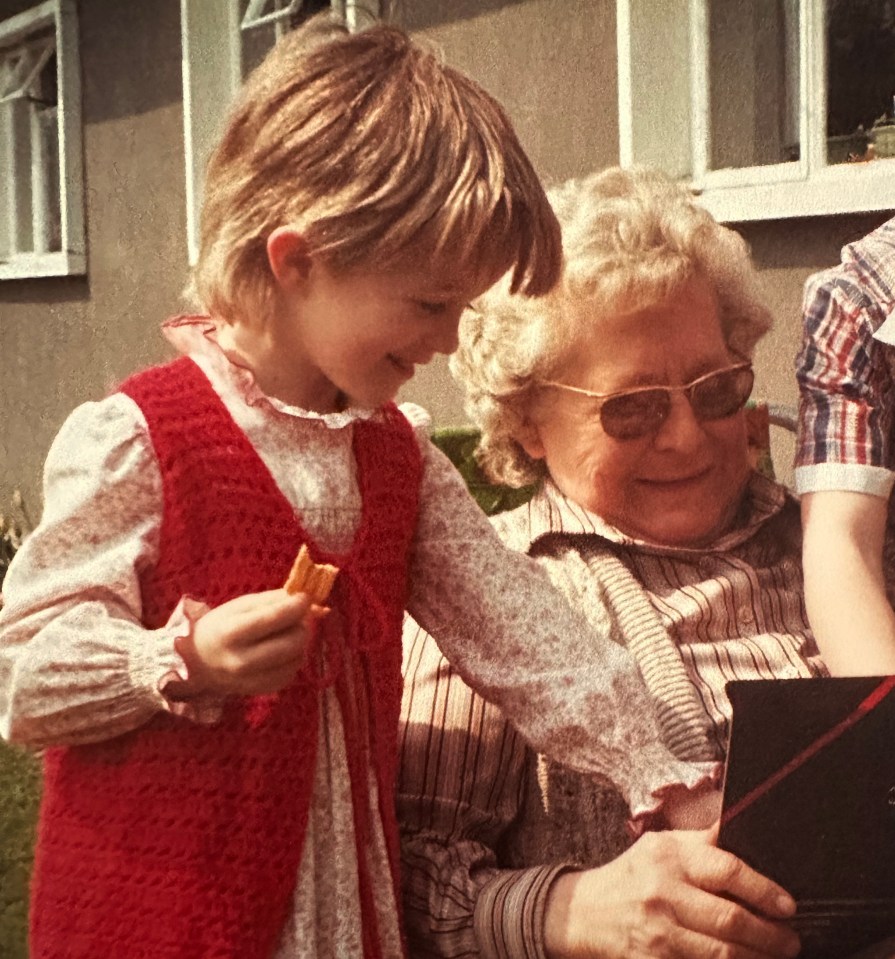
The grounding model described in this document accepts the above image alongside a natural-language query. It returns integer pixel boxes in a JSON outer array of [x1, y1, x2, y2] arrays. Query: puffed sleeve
[[0, 395, 217, 749], [795, 268, 895, 496], [403, 417, 716, 821]]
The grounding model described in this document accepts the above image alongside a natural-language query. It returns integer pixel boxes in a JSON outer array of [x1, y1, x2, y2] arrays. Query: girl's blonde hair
[[451, 165, 774, 487], [189, 13, 561, 324]]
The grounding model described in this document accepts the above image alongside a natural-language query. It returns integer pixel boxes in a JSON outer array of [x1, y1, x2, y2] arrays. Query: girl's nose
[[428, 311, 462, 356]]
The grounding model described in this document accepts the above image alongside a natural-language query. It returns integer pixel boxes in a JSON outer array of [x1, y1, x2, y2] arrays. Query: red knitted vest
[[30, 357, 422, 959]]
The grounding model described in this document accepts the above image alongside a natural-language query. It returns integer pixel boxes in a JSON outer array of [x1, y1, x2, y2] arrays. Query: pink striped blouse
[[399, 473, 826, 959]]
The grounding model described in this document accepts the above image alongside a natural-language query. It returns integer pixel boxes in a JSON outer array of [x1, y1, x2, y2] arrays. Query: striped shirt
[[398, 473, 825, 959]]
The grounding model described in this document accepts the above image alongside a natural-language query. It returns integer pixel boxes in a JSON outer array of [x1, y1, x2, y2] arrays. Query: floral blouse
[[0, 317, 715, 958]]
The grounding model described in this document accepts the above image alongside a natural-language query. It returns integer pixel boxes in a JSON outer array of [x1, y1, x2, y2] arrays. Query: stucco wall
[[396, 1, 894, 490], [397, 0, 621, 426], [1, 0, 893, 516], [0, 0, 186, 515]]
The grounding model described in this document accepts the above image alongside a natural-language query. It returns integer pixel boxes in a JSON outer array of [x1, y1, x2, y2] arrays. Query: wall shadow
[[394, 0, 528, 31]]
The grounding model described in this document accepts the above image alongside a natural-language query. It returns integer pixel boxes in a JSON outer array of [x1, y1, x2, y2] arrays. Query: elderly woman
[[398, 167, 818, 959]]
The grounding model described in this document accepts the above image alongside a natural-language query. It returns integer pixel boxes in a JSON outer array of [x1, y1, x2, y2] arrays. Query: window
[[181, 0, 380, 264], [617, 0, 895, 222], [0, 0, 84, 280]]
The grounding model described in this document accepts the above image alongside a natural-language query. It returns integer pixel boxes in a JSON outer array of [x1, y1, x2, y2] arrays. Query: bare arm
[[801, 490, 895, 675], [795, 267, 895, 675]]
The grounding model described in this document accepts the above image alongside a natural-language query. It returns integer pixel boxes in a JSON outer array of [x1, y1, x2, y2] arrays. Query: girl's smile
[[387, 352, 432, 378], [226, 230, 501, 414]]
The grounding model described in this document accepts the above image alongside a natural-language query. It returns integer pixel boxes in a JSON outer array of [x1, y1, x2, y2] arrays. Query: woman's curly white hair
[[450, 165, 773, 488]]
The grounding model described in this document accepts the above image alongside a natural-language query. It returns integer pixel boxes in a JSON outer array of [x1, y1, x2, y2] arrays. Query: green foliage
[[430, 427, 536, 516], [0, 742, 41, 959], [0, 491, 30, 595], [0, 491, 38, 957]]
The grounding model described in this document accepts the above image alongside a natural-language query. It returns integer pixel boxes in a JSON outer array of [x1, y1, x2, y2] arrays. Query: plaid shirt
[[795, 216, 895, 500]]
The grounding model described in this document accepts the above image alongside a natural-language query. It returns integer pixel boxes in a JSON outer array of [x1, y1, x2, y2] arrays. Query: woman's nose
[[653, 391, 706, 452]]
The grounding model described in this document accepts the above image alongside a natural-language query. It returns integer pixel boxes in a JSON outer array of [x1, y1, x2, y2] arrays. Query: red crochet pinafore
[[30, 356, 422, 959]]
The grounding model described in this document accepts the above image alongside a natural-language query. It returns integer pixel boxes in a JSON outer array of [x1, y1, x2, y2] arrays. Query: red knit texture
[[30, 356, 422, 959]]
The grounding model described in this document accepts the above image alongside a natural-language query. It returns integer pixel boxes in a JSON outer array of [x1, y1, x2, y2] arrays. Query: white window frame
[[0, 0, 84, 280], [617, 0, 895, 223], [181, 0, 380, 265]]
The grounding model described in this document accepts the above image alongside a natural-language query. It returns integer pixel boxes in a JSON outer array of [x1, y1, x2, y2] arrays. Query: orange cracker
[[284, 544, 339, 605]]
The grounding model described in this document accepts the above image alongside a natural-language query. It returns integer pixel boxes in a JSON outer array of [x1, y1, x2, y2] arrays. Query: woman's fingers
[[688, 837, 797, 921], [659, 923, 798, 959], [613, 831, 800, 957], [545, 832, 800, 959], [668, 884, 801, 957]]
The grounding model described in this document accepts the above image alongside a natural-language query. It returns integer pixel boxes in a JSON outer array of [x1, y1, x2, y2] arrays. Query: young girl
[[0, 15, 711, 959]]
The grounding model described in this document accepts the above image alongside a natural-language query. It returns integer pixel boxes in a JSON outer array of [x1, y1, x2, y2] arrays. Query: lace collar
[[161, 314, 379, 429]]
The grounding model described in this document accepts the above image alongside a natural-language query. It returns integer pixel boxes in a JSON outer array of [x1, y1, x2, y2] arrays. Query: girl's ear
[[266, 227, 313, 292]]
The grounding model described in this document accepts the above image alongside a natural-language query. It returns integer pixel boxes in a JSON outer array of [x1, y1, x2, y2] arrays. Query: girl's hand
[[174, 589, 313, 697], [662, 781, 723, 830], [543, 828, 800, 959]]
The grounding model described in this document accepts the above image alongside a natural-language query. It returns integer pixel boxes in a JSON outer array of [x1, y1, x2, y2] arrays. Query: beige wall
[[1, 0, 893, 515], [398, 0, 620, 424], [0, 0, 186, 514], [396, 1, 894, 491]]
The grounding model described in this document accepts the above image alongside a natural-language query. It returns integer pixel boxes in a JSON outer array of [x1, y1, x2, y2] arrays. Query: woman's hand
[[174, 589, 313, 697], [543, 827, 800, 959]]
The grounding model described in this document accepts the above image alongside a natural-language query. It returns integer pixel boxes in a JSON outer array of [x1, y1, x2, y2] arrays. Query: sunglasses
[[541, 362, 754, 440]]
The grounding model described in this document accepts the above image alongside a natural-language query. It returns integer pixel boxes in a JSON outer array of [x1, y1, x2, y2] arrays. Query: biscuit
[[283, 544, 339, 606]]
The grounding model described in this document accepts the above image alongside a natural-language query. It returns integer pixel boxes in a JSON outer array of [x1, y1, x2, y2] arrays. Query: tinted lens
[[690, 367, 754, 420], [600, 388, 671, 439]]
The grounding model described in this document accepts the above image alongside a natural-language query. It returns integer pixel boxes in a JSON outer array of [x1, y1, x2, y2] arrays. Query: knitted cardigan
[[29, 357, 422, 959]]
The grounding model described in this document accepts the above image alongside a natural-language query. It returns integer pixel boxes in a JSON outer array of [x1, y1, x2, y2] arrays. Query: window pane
[[240, 17, 278, 77], [827, 0, 895, 165], [707, 0, 799, 170], [0, 104, 12, 261], [0, 0, 85, 277], [239, 0, 331, 79], [8, 98, 33, 254], [0, 31, 60, 256], [33, 104, 60, 253], [32, 53, 60, 253]]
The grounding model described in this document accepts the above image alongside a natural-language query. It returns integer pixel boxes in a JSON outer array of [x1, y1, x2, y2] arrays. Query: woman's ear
[[266, 227, 313, 292], [516, 417, 547, 461]]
